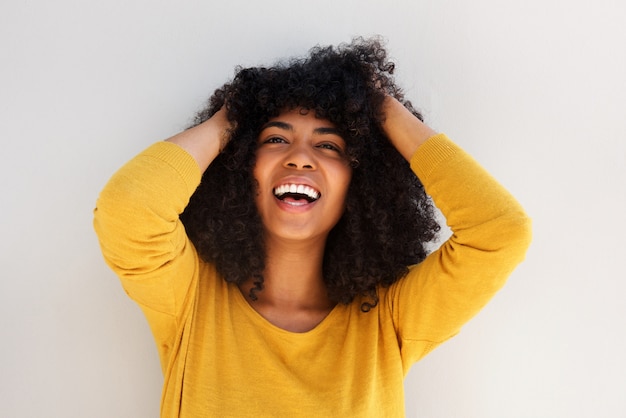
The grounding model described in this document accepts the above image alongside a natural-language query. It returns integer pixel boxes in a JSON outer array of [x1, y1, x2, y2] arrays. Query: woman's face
[[253, 109, 352, 244]]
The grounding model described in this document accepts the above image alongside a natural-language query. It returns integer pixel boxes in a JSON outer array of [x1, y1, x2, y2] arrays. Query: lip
[[274, 195, 318, 212]]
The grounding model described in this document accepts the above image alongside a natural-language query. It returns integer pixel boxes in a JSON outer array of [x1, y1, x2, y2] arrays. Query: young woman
[[94, 38, 531, 417]]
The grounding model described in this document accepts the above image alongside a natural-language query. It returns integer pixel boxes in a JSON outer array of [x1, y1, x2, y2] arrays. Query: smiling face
[[253, 109, 352, 244]]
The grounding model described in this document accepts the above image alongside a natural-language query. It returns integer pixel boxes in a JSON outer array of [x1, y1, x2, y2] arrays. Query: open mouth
[[273, 184, 321, 203]]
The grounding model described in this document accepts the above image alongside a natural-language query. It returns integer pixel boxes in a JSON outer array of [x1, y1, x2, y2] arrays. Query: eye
[[316, 142, 343, 153], [262, 136, 288, 144]]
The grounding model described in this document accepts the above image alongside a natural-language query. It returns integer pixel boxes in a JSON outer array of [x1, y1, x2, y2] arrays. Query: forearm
[[413, 135, 531, 246], [94, 142, 202, 277], [165, 107, 231, 172], [381, 96, 438, 161]]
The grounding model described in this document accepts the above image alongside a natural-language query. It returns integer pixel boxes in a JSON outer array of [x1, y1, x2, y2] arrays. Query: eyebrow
[[260, 121, 341, 136]]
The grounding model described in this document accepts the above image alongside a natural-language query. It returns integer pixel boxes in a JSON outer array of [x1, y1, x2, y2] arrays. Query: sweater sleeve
[[93, 141, 203, 364], [385, 134, 532, 370]]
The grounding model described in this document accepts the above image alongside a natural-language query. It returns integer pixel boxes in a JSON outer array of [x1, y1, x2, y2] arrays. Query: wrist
[[382, 96, 437, 161]]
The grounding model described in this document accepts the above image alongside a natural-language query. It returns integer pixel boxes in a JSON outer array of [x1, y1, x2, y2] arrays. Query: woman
[[94, 38, 531, 417]]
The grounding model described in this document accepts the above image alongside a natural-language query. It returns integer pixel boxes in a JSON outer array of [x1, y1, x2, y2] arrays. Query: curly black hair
[[180, 37, 441, 311]]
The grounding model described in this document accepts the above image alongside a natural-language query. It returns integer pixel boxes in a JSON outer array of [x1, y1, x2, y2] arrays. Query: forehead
[[263, 108, 337, 129]]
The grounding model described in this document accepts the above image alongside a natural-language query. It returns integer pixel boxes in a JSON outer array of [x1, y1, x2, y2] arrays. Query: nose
[[283, 144, 316, 170]]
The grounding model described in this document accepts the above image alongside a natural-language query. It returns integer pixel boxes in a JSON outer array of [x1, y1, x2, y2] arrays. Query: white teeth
[[273, 183, 320, 200]]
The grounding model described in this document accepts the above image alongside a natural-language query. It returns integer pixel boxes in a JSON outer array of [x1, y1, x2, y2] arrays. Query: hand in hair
[[381, 96, 438, 161], [165, 107, 233, 172]]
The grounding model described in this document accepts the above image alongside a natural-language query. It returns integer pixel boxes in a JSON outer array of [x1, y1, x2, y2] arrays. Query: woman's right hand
[[165, 107, 233, 172]]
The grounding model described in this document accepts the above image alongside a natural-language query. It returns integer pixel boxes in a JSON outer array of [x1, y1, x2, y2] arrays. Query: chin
[[266, 224, 332, 244]]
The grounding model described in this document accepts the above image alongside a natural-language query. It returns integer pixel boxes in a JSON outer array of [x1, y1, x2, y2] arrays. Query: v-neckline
[[231, 282, 342, 335]]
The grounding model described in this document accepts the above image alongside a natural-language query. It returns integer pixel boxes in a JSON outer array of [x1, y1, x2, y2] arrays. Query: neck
[[238, 235, 338, 332], [241, 234, 332, 310]]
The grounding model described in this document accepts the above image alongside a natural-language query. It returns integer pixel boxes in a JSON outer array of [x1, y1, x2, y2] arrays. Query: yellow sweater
[[94, 134, 531, 417]]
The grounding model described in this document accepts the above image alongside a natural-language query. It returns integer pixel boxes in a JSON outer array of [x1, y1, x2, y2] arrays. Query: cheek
[[250, 164, 265, 210], [251, 158, 278, 221], [252, 156, 270, 190], [327, 166, 352, 211], [336, 166, 353, 196]]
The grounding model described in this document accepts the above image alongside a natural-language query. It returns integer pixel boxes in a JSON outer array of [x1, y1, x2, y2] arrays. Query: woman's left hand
[[380, 96, 438, 161]]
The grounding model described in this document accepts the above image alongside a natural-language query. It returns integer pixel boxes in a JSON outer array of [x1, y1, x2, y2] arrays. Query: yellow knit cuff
[[409, 133, 460, 182], [142, 141, 203, 196]]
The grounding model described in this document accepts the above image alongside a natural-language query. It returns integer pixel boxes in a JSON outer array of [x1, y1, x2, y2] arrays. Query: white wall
[[1, 0, 624, 416]]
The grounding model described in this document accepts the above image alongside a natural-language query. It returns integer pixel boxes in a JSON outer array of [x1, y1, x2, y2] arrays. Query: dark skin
[[166, 97, 437, 332]]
